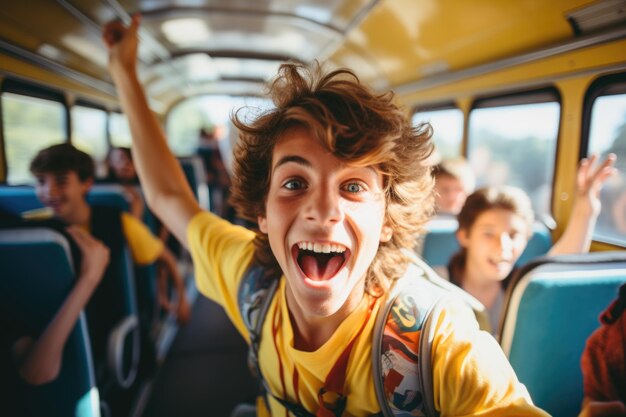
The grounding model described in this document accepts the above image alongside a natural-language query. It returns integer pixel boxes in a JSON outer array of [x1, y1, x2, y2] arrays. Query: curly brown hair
[[230, 62, 434, 294]]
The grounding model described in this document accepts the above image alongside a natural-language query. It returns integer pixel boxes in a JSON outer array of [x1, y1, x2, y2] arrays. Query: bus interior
[[1, 1, 626, 416]]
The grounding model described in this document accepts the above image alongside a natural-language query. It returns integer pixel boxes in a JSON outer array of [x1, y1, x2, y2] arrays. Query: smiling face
[[435, 174, 467, 215], [34, 171, 92, 223], [258, 127, 392, 323], [457, 207, 529, 283], [108, 148, 136, 181]]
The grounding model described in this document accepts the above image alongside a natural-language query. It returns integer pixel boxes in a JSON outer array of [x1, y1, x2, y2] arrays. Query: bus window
[[71, 105, 108, 167], [166, 95, 273, 164], [468, 91, 560, 217], [1, 92, 66, 184], [587, 86, 626, 246], [110, 112, 132, 148], [412, 107, 463, 159]]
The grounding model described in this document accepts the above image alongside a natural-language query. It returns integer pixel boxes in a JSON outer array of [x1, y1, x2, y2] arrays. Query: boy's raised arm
[[103, 15, 200, 247]]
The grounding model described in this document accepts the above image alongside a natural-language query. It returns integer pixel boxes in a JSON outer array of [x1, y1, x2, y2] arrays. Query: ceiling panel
[[0, 0, 617, 112]]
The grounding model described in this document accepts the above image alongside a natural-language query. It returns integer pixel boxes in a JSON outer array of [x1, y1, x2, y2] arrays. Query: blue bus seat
[[0, 227, 100, 417], [0, 184, 156, 324], [0, 184, 131, 215], [0, 186, 142, 391], [517, 221, 553, 266], [418, 215, 459, 267], [498, 251, 626, 417], [178, 156, 210, 210], [417, 215, 553, 269]]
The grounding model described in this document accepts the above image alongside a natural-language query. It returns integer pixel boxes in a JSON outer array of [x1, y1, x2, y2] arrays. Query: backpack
[[237, 254, 486, 417]]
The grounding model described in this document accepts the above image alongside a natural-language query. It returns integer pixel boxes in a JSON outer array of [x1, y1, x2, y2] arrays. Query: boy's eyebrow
[[273, 154, 379, 176], [273, 155, 312, 170]]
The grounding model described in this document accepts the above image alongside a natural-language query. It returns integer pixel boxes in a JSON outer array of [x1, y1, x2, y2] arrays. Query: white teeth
[[297, 241, 346, 254]]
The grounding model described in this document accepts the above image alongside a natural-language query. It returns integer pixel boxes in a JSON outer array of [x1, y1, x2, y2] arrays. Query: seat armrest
[[107, 315, 140, 389]]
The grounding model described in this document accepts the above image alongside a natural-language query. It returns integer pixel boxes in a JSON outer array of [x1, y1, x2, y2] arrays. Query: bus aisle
[[138, 286, 258, 417]]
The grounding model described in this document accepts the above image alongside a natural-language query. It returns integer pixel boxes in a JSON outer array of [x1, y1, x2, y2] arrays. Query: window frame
[[0, 78, 69, 183], [411, 102, 464, 159], [580, 71, 626, 160], [580, 71, 626, 247], [71, 100, 110, 165], [108, 110, 133, 149], [467, 86, 562, 216]]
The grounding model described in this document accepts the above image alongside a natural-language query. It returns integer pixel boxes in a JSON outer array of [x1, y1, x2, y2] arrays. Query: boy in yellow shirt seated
[[28, 144, 191, 369], [103, 15, 549, 416]]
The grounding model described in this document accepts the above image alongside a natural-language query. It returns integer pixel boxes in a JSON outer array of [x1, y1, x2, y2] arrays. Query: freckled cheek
[[344, 201, 386, 226]]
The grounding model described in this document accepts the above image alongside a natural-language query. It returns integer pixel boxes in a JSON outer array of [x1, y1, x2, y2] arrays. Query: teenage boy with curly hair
[[103, 15, 548, 416]]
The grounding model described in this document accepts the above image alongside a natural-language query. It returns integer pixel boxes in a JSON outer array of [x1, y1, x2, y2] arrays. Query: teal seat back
[[499, 252, 626, 417], [517, 221, 553, 266], [0, 184, 130, 215], [419, 215, 553, 268], [0, 227, 100, 417], [0, 185, 143, 394], [420, 215, 459, 267]]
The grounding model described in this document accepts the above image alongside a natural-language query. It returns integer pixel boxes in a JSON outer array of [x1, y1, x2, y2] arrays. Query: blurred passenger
[[447, 154, 617, 334], [1, 227, 109, 416], [29, 144, 191, 332], [105, 146, 144, 219], [433, 157, 476, 215], [197, 126, 235, 221], [1, 228, 107, 391], [107, 145, 179, 251], [579, 282, 626, 417]]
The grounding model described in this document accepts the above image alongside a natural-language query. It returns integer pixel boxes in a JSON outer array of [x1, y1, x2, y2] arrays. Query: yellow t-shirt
[[187, 211, 549, 417], [119, 212, 163, 265], [21, 207, 163, 266]]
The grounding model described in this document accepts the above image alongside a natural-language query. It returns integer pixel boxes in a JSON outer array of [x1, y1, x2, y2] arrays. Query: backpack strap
[[372, 261, 449, 417], [237, 263, 279, 380], [238, 257, 478, 417]]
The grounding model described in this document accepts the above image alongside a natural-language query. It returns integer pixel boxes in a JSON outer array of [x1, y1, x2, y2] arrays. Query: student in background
[[8, 228, 108, 385], [197, 126, 235, 221], [579, 282, 626, 417], [1, 227, 108, 417], [447, 154, 617, 334], [105, 146, 145, 220], [29, 144, 191, 331], [105, 145, 183, 311], [433, 157, 476, 215]]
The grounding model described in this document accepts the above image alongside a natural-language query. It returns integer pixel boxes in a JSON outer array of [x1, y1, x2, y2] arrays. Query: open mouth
[[293, 242, 350, 281], [489, 258, 512, 272]]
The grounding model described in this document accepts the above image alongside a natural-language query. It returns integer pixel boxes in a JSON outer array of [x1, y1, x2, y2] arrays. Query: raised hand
[[549, 153, 619, 255], [576, 153, 618, 216], [66, 226, 109, 285], [102, 14, 141, 75]]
